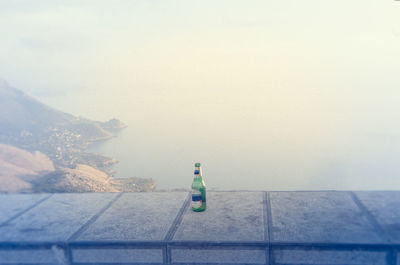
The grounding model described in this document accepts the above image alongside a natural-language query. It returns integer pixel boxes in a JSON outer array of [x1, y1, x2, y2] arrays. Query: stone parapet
[[0, 191, 399, 264]]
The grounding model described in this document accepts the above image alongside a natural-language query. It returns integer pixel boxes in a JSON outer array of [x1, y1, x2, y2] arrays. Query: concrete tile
[[171, 247, 267, 264], [76, 192, 187, 241], [270, 192, 385, 243], [0, 248, 62, 264], [272, 248, 388, 265], [355, 191, 400, 243], [72, 248, 163, 263], [0, 194, 49, 225], [0, 193, 117, 242], [173, 192, 265, 242]]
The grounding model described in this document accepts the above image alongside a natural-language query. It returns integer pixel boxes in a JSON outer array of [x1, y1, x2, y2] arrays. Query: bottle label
[[191, 191, 202, 209]]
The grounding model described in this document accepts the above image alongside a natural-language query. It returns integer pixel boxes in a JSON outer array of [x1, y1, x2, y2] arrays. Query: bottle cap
[[195, 163, 201, 167]]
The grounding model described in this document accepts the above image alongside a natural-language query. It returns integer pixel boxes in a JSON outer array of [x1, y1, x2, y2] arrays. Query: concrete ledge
[[75, 192, 188, 242], [269, 191, 387, 243], [272, 247, 389, 265], [72, 248, 163, 264], [355, 191, 400, 243], [0, 248, 60, 264], [0, 191, 399, 265], [171, 246, 268, 264], [173, 192, 265, 242], [0, 194, 50, 225]]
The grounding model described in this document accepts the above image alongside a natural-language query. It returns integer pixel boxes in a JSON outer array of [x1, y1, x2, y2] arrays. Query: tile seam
[[166, 244, 172, 264], [349, 191, 390, 243], [269, 241, 397, 248], [262, 192, 268, 242], [263, 192, 270, 265], [164, 192, 191, 241], [163, 244, 168, 264], [171, 262, 266, 265], [266, 192, 273, 265], [1, 241, 396, 249], [67, 263, 162, 265], [0, 193, 53, 227], [390, 247, 397, 265], [65, 241, 398, 248], [67, 193, 123, 242], [65, 246, 73, 265]]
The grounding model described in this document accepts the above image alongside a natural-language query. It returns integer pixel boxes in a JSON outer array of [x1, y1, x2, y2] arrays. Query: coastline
[[80, 124, 158, 192]]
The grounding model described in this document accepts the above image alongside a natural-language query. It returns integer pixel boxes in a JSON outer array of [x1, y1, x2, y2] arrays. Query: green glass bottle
[[191, 162, 206, 212]]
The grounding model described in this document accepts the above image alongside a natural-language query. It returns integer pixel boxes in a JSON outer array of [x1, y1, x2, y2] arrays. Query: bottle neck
[[194, 167, 202, 179]]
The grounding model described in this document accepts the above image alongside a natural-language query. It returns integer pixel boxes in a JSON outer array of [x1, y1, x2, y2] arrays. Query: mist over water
[[87, 114, 400, 191], [1, 0, 400, 190]]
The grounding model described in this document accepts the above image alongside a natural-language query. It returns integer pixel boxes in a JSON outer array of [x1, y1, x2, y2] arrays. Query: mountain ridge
[[0, 80, 155, 193]]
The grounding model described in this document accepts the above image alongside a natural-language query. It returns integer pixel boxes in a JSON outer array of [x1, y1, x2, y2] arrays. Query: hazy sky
[[1, 1, 400, 189], [1, 0, 399, 120], [1, 0, 399, 135]]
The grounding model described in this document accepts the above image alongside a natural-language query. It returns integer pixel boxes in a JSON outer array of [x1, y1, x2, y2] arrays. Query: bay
[[87, 124, 400, 191]]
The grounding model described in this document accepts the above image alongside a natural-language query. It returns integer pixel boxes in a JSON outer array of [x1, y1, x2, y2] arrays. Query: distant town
[[4, 119, 122, 170], [0, 80, 156, 193]]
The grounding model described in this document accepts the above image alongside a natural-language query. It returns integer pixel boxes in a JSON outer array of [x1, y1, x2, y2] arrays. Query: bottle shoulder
[[192, 177, 206, 188]]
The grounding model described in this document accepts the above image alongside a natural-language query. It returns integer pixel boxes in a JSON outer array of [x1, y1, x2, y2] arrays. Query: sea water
[[87, 123, 400, 191]]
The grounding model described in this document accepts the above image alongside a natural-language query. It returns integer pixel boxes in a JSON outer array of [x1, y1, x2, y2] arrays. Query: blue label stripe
[[192, 194, 202, 201]]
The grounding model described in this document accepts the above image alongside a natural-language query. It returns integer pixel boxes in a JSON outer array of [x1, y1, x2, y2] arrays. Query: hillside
[[0, 143, 55, 192], [0, 80, 155, 193], [33, 164, 156, 193], [33, 164, 119, 193], [0, 79, 123, 137], [0, 141, 156, 193], [0, 80, 74, 133], [0, 79, 125, 168]]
